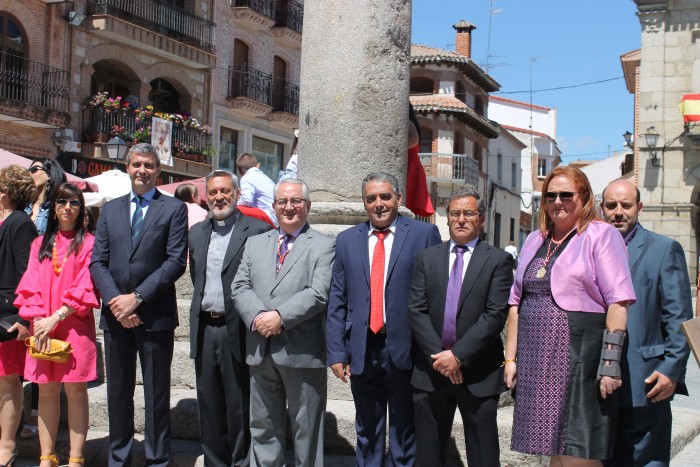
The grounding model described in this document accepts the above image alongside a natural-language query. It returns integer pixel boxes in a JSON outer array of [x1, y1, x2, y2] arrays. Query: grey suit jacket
[[232, 223, 335, 369], [188, 213, 272, 361], [621, 224, 692, 407]]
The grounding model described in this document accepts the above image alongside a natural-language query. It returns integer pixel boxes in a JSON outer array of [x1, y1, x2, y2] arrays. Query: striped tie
[[131, 196, 144, 244]]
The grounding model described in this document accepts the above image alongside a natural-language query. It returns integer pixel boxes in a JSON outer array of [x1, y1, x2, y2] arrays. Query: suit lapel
[[195, 220, 213, 283], [627, 224, 645, 271], [274, 224, 311, 286], [118, 195, 134, 255], [131, 190, 164, 254], [222, 214, 248, 273], [457, 241, 489, 311], [386, 216, 409, 282], [434, 242, 451, 331], [357, 222, 371, 287]]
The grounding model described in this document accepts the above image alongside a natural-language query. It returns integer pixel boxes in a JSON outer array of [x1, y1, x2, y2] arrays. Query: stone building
[[627, 0, 700, 280], [0, 0, 300, 184], [488, 96, 562, 238], [211, 0, 302, 179], [410, 20, 522, 243]]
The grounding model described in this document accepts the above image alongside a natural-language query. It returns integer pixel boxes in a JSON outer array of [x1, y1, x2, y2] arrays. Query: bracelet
[[504, 359, 516, 363]]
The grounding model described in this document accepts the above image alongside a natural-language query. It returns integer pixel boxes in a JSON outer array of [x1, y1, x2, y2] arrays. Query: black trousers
[[104, 328, 174, 467], [195, 318, 250, 467], [413, 382, 500, 467]]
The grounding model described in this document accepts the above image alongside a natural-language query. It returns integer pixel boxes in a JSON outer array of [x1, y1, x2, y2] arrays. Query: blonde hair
[[0, 165, 37, 210]]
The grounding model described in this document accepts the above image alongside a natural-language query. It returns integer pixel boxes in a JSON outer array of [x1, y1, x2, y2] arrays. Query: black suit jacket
[[188, 213, 272, 361], [0, 210, 37, 319], [409, 240, 513, 397], [90, 189, 188, 332]]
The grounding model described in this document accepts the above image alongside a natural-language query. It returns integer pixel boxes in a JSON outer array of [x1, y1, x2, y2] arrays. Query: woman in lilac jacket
[[504, 166, 635, 466]]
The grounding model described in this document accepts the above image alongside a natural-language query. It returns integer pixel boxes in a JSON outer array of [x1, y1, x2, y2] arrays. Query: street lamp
[[105, 137, 128, 160], [622, 131, 633, 149], [642, 126, 661, 167]]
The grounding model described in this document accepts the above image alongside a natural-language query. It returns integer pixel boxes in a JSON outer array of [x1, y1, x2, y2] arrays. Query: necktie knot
[[453, 245, 468, 255], [373, 229, 389, 241], [134, 195, 144, 206]]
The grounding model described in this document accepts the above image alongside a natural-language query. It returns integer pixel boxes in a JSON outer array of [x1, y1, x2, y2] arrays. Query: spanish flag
[[680, 94, 700, 122]]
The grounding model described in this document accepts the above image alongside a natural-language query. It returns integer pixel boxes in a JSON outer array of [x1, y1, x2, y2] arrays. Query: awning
[[0, 148, 98, 192]]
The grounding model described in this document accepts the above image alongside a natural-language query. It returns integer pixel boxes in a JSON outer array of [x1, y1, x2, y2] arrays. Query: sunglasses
[[56, 199, 81, 208], [544, 191, 583, 203], [29, 166, 46, 174]]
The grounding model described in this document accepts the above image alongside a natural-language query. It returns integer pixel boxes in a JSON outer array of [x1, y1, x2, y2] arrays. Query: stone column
[[297, 0, 412, 230]]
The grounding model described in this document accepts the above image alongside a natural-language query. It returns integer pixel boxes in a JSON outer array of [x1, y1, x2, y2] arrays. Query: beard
[[210, 203, 236, 220]]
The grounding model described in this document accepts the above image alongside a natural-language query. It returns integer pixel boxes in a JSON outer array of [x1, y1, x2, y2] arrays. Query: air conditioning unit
[[61, 141, 82, 153]]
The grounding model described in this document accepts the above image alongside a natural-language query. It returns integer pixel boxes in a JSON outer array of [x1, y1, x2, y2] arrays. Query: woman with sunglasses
[[14, 183, 99, 467], [504, 166, 635, 466], [26, 159, 67, 235], [0, 165, 37, 467]]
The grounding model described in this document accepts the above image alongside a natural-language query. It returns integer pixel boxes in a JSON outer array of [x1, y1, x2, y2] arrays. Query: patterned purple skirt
[[511, 257, 616, 459], [511, 257, 569, 455]]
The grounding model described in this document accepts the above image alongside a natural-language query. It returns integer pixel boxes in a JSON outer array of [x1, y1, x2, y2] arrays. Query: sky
[[411, 0, 641, 163]]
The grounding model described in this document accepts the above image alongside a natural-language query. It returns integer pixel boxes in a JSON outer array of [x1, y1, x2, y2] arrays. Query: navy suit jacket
[[327, 215, 441, 375], [408, 240, 513, 397], [90, 189, 188, 332], [620, 224, 692, 407]]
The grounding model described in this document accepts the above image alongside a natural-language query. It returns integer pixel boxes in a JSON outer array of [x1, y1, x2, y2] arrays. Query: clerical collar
[[213, 211, 238, 228]]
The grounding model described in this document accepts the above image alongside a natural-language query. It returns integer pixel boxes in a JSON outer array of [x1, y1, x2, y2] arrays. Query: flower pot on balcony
[[91, 131, 111, 144]]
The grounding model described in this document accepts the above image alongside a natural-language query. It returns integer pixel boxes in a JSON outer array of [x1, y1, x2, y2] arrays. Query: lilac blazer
[[509, 220, 635, 313]]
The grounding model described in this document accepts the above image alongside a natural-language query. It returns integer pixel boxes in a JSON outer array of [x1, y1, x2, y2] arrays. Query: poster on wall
[[152, 117, 173, 166]]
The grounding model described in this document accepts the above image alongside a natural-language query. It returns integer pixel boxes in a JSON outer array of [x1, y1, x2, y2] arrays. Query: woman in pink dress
[[15, 183, 99, 467]]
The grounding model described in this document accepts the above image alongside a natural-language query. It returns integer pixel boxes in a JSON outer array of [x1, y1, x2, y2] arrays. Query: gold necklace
[[536, 233, 569, 278]]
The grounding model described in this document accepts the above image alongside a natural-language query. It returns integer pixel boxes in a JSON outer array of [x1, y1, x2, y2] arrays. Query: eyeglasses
[[56, 199, 81, 208], [544, 191, 583, 203], [29, 166, 46, 174], [274, 197, 306, 207], [448, 210, 481, 219]]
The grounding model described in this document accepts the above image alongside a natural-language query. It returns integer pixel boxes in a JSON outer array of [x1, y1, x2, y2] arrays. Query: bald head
[[601, 179, 642, 237]]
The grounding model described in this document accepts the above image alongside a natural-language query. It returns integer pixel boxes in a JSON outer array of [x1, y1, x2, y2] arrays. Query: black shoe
[[0, 449, 17, 467]]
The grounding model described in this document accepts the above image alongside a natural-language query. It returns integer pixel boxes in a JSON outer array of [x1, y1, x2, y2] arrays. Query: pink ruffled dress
[[15, 232, 100, 382]]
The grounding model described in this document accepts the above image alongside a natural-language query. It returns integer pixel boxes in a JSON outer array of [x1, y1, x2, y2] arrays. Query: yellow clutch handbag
[[25, 337, 73, 363]]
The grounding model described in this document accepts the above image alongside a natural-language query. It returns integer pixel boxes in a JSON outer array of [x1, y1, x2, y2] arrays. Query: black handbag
[[0, 315, 21, 342]]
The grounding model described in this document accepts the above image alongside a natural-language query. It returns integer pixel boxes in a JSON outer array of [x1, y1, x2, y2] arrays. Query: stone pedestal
[[298, 0, 412, 217]]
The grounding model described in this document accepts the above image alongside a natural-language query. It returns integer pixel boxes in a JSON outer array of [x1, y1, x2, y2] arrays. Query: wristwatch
[[133, 291, 144, 304], [56, 309, 67, 321]]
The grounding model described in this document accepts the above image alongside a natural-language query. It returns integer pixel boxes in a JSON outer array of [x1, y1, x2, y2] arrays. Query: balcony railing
[[234, 0, 275, 19], [84, 107, 213, 162], [419, 152, 480, 187], [275, 0, 303, 33], [271, 81, 299, 115], [0, 51, 69, 112], [228, 66, 272, 106], [87, 0, 215, 53]]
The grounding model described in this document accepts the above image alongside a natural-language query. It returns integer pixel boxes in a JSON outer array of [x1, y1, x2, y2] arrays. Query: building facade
[[0, 0, 300, 184], [627, 0, 700, 281], [410, 21, 517, 241], [488, 96, 561, 239], [211, 0, 301, 179]]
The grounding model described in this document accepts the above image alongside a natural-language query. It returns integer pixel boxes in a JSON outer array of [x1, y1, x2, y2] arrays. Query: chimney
[[453, 20, 476, 58]]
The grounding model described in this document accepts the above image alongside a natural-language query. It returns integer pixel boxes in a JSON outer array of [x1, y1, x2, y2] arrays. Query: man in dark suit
[[602, 179, 692, 467], [232, 178, 335, 467], [188, 170, 271, 467], [327, 172, 441, 466], [408, 188, 513, 467], [90, 143, 188, 467]]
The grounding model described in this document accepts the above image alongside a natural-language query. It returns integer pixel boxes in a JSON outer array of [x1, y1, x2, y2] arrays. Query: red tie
[[370, 230, 388, 334]]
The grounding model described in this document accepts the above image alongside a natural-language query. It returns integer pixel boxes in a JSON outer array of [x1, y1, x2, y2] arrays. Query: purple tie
[[442, 245, 468, 349]]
